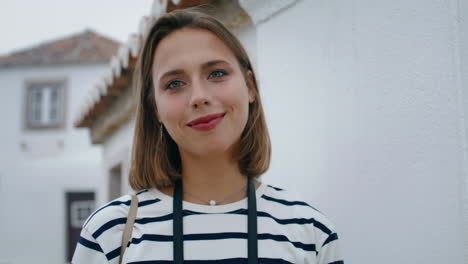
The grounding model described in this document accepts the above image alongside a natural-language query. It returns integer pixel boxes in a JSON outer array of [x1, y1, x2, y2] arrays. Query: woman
[[73, 7, 344, 264]]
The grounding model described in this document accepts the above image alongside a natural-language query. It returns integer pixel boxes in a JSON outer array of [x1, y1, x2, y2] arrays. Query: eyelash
[[209, 69, 228, 79], [165, 80, 183, 90], [164, 70, 228, 90]]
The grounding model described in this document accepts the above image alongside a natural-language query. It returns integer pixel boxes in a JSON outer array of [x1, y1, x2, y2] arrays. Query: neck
[[158, 150, 260, 205], [180, 151, 247, 204]]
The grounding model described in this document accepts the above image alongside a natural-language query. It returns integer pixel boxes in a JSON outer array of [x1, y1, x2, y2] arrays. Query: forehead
[[152, 28, 238, 77]]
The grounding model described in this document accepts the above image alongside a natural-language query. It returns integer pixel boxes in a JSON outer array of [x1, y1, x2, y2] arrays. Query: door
[[66, 191, 95, 262]]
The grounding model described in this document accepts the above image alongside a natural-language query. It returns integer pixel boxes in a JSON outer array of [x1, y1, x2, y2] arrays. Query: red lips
[[187, 113, 225, 126], [187, 113, 225, 131]]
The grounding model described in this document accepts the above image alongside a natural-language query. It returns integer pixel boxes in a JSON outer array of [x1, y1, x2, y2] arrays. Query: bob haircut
[[129, 7, 271, 190]]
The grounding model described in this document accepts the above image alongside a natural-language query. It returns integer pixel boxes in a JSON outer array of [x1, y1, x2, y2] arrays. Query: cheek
[[217, 81, 250, 136], [221, 77, 250, 105], [155, 95, 184, 128]]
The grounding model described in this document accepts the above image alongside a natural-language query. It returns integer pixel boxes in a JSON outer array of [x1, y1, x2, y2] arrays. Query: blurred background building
[[0, 30, 119, 262], [1, 0, 467, 263]]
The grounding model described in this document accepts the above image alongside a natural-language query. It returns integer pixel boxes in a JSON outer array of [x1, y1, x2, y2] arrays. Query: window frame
[[23, 78, 68, 130], [70, 199, 95, 228]]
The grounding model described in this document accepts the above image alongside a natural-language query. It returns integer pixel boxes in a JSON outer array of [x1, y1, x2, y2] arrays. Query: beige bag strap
[[119, 194, 138, 264]]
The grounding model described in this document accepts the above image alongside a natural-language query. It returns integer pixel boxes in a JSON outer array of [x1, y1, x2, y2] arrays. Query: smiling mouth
[[187, 113, 226, 126], [187, 113, 225, 131]]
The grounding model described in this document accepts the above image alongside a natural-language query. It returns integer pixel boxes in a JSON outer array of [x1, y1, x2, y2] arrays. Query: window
[[70, 200, 95, 228], [25, 80, 66, 129]]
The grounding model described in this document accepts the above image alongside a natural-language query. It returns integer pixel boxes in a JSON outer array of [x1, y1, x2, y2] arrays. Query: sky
[[0, 0, 154, 55]]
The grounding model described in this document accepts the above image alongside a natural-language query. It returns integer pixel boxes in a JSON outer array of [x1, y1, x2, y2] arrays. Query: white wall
[[0, 63, 107, 264], [253, 0, 466, 263], [100, 118, 135, 207], [457, 0, 468, 260]]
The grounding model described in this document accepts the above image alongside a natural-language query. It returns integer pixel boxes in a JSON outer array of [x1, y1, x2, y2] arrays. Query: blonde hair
[[129, 7, 271, 190]]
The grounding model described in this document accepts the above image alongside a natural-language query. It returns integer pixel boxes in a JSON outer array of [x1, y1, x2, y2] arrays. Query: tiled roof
[[0, 29, 121, 67]]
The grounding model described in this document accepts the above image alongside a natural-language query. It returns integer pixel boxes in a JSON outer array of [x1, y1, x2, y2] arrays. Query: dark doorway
[[66, 191, 95, 262], [109, 163, 122, 201]]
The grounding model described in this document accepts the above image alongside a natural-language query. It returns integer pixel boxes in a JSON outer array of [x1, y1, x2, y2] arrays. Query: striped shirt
[[72, 182, 344, 264]]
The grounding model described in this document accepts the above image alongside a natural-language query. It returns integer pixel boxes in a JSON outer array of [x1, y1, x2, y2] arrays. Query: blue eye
[[166, 80, 183, 90], [209, 70, 227, 79]]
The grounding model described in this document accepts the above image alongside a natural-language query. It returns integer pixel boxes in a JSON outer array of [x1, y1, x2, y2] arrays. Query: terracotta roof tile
[[0, 29, 121, 67]]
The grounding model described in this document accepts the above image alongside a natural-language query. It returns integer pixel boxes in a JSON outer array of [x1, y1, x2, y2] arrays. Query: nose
[[189, 79, 211, 109]]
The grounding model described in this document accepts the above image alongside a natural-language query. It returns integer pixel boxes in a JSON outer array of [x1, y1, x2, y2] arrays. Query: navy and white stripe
[[72, 182, 344, 264]]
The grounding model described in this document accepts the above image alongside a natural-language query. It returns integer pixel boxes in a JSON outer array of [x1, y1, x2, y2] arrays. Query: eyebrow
[[158, 59, 230, 83]]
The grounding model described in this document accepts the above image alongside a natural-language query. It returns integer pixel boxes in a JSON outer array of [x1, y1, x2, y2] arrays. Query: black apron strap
[[247, 177, 258, 264], [173, 178, 258, 264], [173, 179, 184, 264]]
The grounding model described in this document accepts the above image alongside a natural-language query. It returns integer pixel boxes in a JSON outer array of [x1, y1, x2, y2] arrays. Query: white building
[[75, 0, 468, 263], [0, 30, 120, 263]]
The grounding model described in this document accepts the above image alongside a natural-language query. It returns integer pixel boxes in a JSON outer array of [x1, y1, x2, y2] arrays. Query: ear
[[246, 70, 256, 103]]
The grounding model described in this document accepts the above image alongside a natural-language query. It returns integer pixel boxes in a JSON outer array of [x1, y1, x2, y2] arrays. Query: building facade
[[0, 30, 119, 263]]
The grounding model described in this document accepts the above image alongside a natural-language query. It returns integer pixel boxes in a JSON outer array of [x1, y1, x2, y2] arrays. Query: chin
[[191, 141, 235, 158]]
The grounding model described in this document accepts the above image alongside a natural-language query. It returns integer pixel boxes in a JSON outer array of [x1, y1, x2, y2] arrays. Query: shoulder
[[261, 183, 327, 218], [82, 189, 160, 240], [74, 190, 163, 261], [260, 183, 339, 242]]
